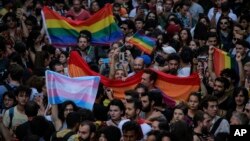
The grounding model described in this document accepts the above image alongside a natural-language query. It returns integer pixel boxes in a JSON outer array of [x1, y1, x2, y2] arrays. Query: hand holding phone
[[119, 52, 125, 62]]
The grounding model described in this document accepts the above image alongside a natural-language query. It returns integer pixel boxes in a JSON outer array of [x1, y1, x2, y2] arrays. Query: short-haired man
[[202, 96, 230, 138], [212, 77, 231, 117], [165, 53, 180, 75], [3, 85, 31, 130], [140, 91, 166, 120], [235, 40, 250, 65], [244, 101, 250, 124], [118, 98, 151, 138], [122, 121, 143, 141], [193, 110, 212, 141], [69, 120, 96, 141], [49, 60, 65, 75], [150, 116, 169, 131], [66, 0, 91, 21], [141, 69, 157, 91]]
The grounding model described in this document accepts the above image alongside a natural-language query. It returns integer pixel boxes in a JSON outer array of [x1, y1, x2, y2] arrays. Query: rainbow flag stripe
[[213, 48, 236, 76], [68, 51, 200, 107], [42, 4, 123, 46], [128, 32, 156, 54]]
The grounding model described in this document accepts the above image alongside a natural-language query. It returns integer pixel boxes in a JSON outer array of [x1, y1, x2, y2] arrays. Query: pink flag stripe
[[46, 70, 100, 110], [47, 89, 97, 102], [47, 74, 99, 89]]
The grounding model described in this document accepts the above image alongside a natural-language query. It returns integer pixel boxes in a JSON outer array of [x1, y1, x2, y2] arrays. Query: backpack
[[210, 117, 223, 135], [8, 107, 14, 129], [51, 131, 75, 141], [0, 83, 17, 110], [3, 83, 16, 92]]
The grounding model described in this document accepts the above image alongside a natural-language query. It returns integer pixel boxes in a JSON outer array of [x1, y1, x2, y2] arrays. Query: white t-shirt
[[210, 116, 230, 136], [3, 106, 28, 129], [177, 66, 191, 77]]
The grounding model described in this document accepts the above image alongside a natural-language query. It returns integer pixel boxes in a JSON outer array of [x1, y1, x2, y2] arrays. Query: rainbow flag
[[213, 48, 237, 76], [46, 70, 100, 110], [42, 4, 123, 46], [128, 32, 156, 54], [68, 51, 200, 106]]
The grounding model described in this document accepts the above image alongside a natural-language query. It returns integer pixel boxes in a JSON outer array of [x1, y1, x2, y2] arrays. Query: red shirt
[[66, 8, 91, 21]]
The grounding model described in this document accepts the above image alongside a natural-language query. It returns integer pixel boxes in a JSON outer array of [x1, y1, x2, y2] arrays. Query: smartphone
[[101, 58, 110, 64], [119, 52, 125, 62]]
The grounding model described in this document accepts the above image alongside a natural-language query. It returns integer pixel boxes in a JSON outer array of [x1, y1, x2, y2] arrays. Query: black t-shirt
[[16, 117, 55, 141], [218, 96, 233, 111], [93, 103, 108, 121]]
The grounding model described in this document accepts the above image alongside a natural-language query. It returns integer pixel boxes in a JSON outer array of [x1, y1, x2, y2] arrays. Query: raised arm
[[236, 53, 244, 86], [208, 46, 216, 81], [51, 104, 62, 131], [109, 48, 119, 79], [19, 10, 29, 38]]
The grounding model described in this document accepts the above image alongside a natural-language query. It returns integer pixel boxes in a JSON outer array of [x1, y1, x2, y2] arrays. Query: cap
[[139, 54, 151, 65], [162, 45, 176, 54]]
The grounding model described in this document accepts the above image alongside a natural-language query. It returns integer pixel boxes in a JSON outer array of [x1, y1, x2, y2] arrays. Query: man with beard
[[202, 96, 230, 139], [165, 53, 180, 75], [140, 91, 166, 120], [140, 69, 158, 91], [76, 32, 95, 64], [193, 111, 213, 141], [212, 77, 232, 117], [69, 121, 96, 141], [129, 55, 152, 77], [118, 98, 151, 139], [66, 0, 91, 21], [124, 35, 142, 58]]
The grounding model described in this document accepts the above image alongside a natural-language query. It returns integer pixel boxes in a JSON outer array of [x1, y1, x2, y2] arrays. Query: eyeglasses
[[233, 38, 241, 41]]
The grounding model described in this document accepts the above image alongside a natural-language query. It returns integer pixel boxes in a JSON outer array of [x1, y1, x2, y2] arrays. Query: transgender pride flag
[[46, 70, 100, 110]]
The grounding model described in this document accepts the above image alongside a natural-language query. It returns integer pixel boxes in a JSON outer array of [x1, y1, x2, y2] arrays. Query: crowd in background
[[0, 0, 250, 141]]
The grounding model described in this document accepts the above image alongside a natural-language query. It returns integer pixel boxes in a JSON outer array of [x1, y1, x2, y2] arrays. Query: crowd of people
[[0, 0, 250, 141]]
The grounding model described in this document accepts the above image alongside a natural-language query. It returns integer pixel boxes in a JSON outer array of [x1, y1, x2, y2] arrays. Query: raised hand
[[208, 46, 214, 55], [236, 53, 242, 62]]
